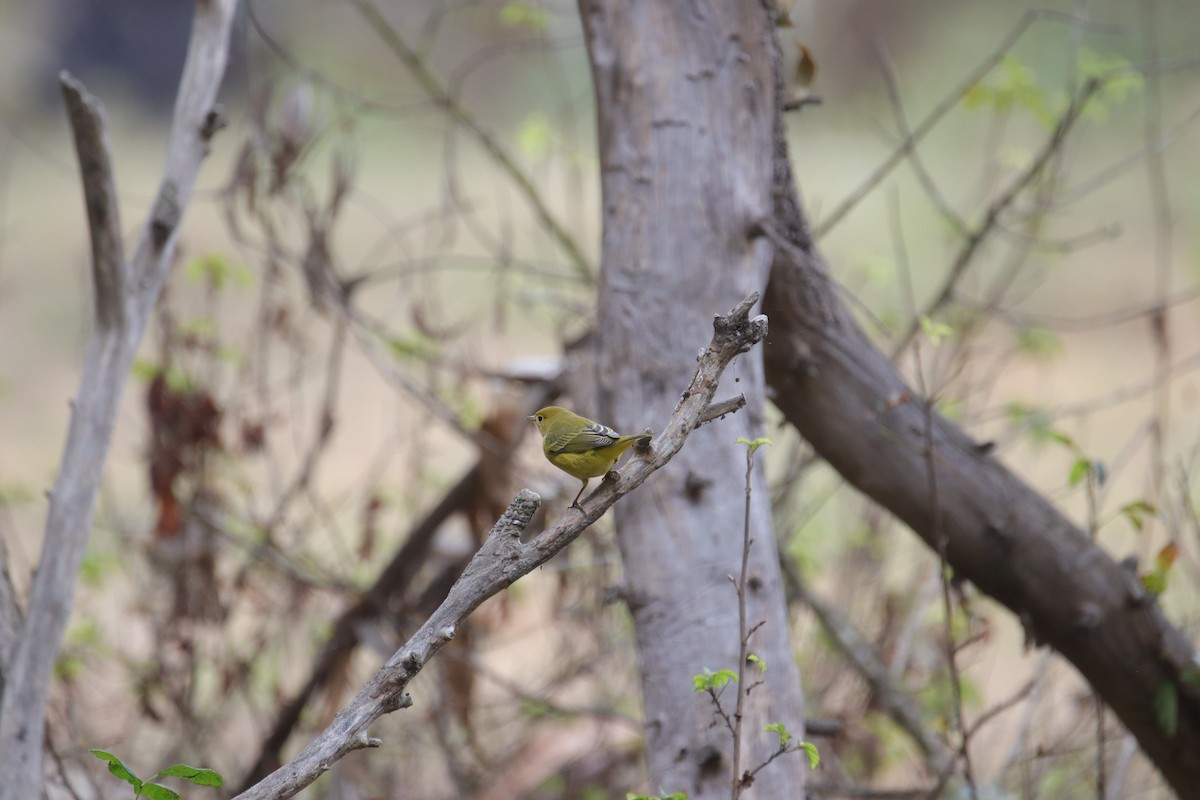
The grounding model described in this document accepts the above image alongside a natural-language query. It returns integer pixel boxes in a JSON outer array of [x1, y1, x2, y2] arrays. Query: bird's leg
[[571, 479, 588, 509]]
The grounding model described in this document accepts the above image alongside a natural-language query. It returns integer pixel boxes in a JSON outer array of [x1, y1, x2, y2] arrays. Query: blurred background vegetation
[[1, 0, 1199, 797]]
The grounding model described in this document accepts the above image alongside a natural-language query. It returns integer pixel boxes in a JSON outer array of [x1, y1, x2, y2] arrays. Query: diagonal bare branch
[[233, 293, 767, 800]]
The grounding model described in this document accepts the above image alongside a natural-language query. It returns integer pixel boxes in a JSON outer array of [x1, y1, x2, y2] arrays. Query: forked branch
[[234, 293, 767, 800]]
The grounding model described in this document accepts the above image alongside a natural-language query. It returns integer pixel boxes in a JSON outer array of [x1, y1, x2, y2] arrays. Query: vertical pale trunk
[[580, 2, 806, 797]]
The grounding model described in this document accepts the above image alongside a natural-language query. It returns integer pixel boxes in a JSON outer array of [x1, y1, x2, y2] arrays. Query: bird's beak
[[526, 414, 535, 422]]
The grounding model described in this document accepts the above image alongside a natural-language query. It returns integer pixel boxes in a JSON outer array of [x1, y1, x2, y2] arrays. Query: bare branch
[[788, 573, 955, 777], [814, 9, 1116, 238], [0, 2, 237, 796], [889, 77, 1101, 359], [58, 73, 126, 330], [349, 0, 592, 282], [234, 293, 767, 800]]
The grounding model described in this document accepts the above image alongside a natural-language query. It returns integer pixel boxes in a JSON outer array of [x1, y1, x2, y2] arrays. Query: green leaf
[[1120, 500, 1157, 533], [155, 764, 224, 787], [765, 722, 792, 746], [1142, 542, 1180, 596], [1154, 681, 1178, 737], [179, 317, 217, 342], [963, 55, 1053, 126], [499, 2, 548, 31], [1015, 324, 1063, 360], [89, 750, 141, 789], [131, 359, 161, 383], [517, 112, 555, 159], [799, 740, 821, 769], [138, 782, 181, 800], [1068, 458, 1090, 487], [1044, 430, 1076, 450], [919, 315, 952, 345], [1078, 50, 1144, 122], [747, 653, 766, 672], [1067, 458, 1104, 487], [692, 668, 738, 692], [185, 254, 253, 292], [385, 332, 440, 362], [735, 437, 772, 455], [1141, 571, 1167, 596]]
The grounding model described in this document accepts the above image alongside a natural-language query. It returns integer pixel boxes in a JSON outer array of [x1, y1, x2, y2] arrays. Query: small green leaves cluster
[[90, 750, 222, 800], [385, 330, 440, 362], [765, 723, 820, 770], [1022, 427, 1173, 594], [1141, 542, 1178, 596], [185, 253, 253, 292], [919, 315, 953, 346], [735, 436, 772, 455], [1042, 430, 1103, 489], [964, 50, 1142, 129], [964, 54, 1056, 126], [517, 113, 556, 159], [1077, 50, 1144, 122], [499, 2, 548, 31], [627, 792, 688, 800], [692, 667, 738, 693], [1014, 323, 1063, 361]]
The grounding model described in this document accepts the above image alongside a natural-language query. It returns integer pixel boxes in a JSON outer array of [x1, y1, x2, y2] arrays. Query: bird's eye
[[536, 415, 544, 422]]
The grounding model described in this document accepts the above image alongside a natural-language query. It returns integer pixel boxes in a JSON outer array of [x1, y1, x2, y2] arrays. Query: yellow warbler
[[528, 406, 652, 508]]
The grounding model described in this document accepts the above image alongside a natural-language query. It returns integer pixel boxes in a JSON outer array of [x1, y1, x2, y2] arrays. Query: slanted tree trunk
[[760, 40, 1200, 799], [581, 1, 807, 797]]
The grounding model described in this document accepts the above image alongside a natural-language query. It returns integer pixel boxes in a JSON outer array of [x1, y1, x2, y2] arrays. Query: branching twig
[[889, 77, 1101, 359], [0, 3, 237, 796], [233, 293, 768, 800], [349, 0, 592, 282], [785, 571, 955, 778], [731, 441, 759, 796], [814, 9, 1114, 238]]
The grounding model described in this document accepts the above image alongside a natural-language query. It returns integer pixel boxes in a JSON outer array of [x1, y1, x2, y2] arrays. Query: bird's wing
[[547, 422, 620, 454]]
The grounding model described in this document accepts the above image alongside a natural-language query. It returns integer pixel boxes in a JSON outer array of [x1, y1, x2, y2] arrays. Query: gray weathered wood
[[582, 1, 808, 797], [0, 3, 238, 797]]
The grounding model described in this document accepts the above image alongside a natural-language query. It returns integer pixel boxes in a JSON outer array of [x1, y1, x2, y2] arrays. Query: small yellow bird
[[528, 406, 652, 508]]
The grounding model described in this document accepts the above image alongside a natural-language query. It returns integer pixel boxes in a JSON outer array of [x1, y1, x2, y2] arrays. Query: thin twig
[[233, 294, 768, 800], [814, 9, 1111, 238], [349, 0, 592, 282], [871, 40, 967, 237], [1140, 0, 1174, 550], [730, 441, 758, 797], [890, 77, 1101, 359], [784, 569, 955, 776], [891, 192, 977, 798]]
